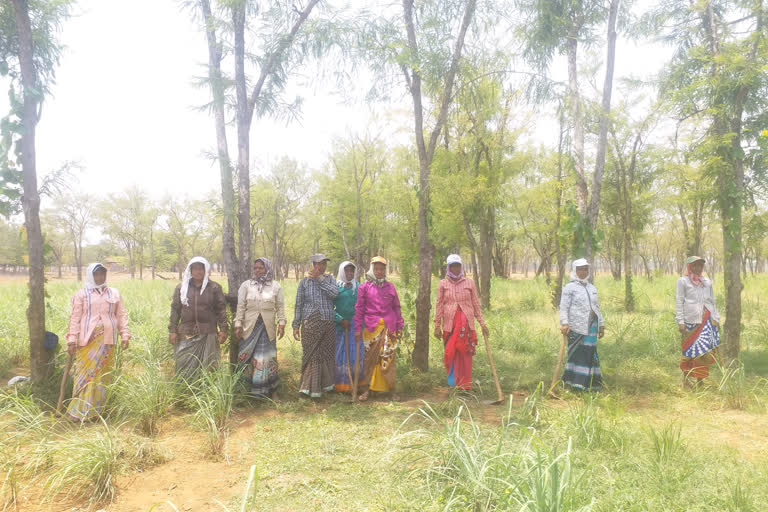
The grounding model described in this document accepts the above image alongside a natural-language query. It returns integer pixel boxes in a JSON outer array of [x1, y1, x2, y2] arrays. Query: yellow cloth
[[66, 326, 114, 421], [364, 319, 390, 392]]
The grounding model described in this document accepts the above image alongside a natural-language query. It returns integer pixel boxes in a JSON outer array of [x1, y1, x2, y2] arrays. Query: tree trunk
[[586, 0, 619, 263], [13, 0, 52, 381], [477, 206, 494, 309], [403, 0, 476, 371], [567, 24, 587, 218], [553, 105, 567, 308], [199, 0, 239, 296]]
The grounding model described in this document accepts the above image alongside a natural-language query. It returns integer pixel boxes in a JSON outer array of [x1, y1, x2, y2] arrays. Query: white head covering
[[180, 256, 211, 306], [570, 258, 590, 284], [446, 254, 462, 265], [336, 260, 358, 290], [84, 262, 108, 291]]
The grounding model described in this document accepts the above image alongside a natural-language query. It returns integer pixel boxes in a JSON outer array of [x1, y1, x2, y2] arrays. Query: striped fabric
[[434, 277, 486, 334]]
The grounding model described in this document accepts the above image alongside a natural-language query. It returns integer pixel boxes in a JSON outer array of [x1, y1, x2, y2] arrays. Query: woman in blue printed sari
[[333, 261, 363, 393], [558, 259, 605, 391]]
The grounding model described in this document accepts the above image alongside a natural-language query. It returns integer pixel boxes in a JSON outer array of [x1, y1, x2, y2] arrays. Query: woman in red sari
[[434, 254, 489, 390]]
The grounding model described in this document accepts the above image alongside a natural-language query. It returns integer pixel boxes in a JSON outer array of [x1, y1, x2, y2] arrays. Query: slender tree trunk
[[477, 207, 494, 309], [403, 0, 476, 371], [586, 0, 619, 263], [13, 0, 51, 381], [567, 24, 587, 218], [553, 105, 567, 307]]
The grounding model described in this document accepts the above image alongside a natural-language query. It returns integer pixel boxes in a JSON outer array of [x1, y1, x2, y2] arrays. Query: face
[[344, 264, 355, 281], [576, 266, 589, 279], [190, 262, 206, 281], [448, 263, 462, 275], [373, 262, 386, 279], [690, 261, 704, 274], [93, 269, 107, 286], [253, 260, 266, 278], [314, 260, 328, 274]]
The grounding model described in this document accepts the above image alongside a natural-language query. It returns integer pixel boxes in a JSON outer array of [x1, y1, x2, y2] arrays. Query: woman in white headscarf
[[558, 259, 604, 391], [333, 261, 362, 393], [169, 256, 228, 377], [234, 257, 286, 399], [65, 263, 131, 421]]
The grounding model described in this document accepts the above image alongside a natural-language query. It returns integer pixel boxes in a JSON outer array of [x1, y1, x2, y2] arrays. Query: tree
[[1, 0, 71, 381], [360, 0, 477, 371], [51, 192, 92, 281], [653, 0, 768, 360]]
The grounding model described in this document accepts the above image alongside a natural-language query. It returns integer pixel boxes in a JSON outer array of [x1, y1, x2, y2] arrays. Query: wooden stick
[[482, 332, 504, 404], [352, 329, 361, 402], [549, 332, 567, 396], [343, 325, 354, 401], [56, 352, 74, 414]]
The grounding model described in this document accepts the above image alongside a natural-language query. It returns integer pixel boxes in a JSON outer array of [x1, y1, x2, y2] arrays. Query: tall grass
[[109, 359, 178, 436], [184, 366, 245, 456], [395, 403, 594, 511]]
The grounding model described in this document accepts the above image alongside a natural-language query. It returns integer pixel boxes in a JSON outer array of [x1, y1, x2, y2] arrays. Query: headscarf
[[251, 257, 273, 289], [366, 257, 388, 286], [570, 258, 590, 284], [685, 263, 705, 288], [337, 260, 358, 290], [84, 263, 108, 291], [446, 254, 464, 281], [180, 256, 211, 306]]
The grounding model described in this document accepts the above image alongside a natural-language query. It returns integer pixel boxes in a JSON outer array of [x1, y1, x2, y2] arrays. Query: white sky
[[13, 0, 672, 207]]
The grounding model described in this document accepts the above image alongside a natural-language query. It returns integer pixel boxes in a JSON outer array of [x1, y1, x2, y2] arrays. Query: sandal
[[358, 391, 369, 402]]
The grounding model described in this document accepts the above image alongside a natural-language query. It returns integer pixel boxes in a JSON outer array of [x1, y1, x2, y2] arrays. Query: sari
[[361, 318, 398, 393], [442, 308, 477, 390], [299, 314, 336, 398], [238, 318, 279, 396], [680, 309, 720, 379], [562, 314, 602, 391], [66, 325, 114, 421], [335, 319, 364, 392]]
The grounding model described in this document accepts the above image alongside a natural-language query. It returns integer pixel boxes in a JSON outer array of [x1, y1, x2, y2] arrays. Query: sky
[[11, 0, 672, 208]]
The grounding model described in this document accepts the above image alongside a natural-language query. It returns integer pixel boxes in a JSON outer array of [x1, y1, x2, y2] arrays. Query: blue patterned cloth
[[683, 315, 720, 358]]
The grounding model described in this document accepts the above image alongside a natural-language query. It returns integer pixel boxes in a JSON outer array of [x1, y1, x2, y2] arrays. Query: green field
[[1, 274, 768, 511]]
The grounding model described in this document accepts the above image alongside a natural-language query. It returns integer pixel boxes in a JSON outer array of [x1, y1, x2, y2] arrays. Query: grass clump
[[184, 366, 245, 456]]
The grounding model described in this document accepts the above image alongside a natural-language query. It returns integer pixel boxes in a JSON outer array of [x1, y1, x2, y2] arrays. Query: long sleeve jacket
[[675, 276, 720, 325], [168, 280, 228, 336], [559, 281, 604, 336], [234, 280, 286, 341], [67, 287, 131, 346], [353, 281, 404, 334], [434, 277, 486, 334]]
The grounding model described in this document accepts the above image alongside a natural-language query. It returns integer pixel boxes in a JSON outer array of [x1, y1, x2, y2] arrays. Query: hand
[[234, 326, 244, 340], [481, 325, 490, 339], [308, 268, 320, 280], [169, 333, 178, 346], [277, 325, 285, 339], [293, 328, 301, 341], [678, 323, 686, 334], [67, 343, 77, 357], [340, 319, 350, 330], [121, 339, 130, 350], [598, 327, 605, 339], [217, 330, 228, 345], [560, 324, 569, 335], [434, 327, 442, 340]]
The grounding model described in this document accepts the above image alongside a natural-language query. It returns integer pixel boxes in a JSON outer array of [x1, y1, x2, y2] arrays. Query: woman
[[354, 256, 404, 401], [234, 258, 286, 399], [65, 263, 131, 421], [558, 258, 604, 391], [334, 261, 363, 393], [168, 256, 228, 377], [293, 254, 339, 398], [434, 254, 489, 390], [676, 255, 721, 387]]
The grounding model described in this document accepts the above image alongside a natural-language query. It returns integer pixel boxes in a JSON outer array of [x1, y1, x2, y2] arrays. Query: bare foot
[[271, 392, 280, 402], [358, 391, 369, 402]]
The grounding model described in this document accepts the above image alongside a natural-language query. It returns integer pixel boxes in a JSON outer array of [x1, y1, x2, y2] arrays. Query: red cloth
[[680, 309, 717, 379], [443, 308, 477, 390]]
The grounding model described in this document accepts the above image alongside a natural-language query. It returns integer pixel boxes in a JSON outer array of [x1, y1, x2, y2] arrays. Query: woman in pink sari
[[434, 254, 489, 390]]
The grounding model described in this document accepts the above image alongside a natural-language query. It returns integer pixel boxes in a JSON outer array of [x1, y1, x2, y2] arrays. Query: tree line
[[1, 0, 766, 381]]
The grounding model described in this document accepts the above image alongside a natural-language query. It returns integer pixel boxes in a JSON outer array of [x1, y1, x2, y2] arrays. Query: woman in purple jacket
[[354, 256, 404, 401]]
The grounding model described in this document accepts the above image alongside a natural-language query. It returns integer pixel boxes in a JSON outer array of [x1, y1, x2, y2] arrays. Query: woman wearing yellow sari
[[65, 263, 131, 421], [353, 257, 404, 401]]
